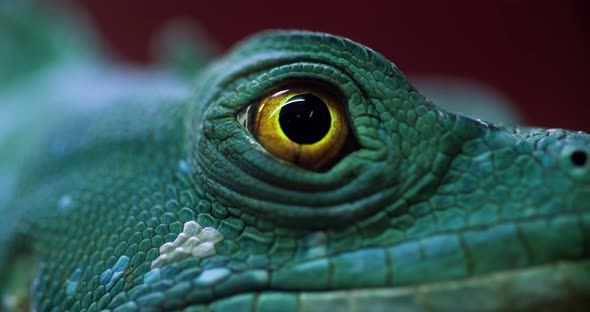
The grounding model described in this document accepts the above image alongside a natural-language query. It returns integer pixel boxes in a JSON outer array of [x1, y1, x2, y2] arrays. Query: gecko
[[1, 2, 588, 311]]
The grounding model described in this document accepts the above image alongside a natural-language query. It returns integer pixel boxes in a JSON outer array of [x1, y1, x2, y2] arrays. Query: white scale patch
[[150, 221, 223, 269]]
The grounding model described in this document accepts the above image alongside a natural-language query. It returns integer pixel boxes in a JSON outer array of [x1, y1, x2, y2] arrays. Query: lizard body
[[1, 3, 589, 312]]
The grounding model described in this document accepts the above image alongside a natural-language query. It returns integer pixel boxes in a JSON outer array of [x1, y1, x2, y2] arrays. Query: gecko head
[[14, 31, 589, 311], [161, 30, 590, 310]]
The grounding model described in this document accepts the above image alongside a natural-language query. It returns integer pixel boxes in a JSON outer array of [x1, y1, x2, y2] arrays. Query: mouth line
[[181, 259, 590, 312], [124, 211, 589, 311], [268, 211, 589, 291]]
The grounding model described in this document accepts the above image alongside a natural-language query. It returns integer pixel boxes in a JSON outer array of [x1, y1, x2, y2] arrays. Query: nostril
[[570, 150, 588, 167]]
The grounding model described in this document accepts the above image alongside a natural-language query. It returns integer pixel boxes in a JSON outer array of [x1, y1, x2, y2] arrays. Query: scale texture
[[1, 3, 589, 312]]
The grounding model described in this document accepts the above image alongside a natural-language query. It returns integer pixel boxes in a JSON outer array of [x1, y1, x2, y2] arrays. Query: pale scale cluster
[[150, 221, 223, 269]]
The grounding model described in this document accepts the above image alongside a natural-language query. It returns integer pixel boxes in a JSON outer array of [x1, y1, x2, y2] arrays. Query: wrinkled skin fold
[[0, 6, 588, 312]]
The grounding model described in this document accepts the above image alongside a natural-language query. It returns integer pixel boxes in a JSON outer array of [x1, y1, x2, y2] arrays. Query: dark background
[[71, 0, 588, 132]]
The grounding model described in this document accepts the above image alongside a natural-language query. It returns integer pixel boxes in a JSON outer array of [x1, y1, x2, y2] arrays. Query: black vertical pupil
[[279, 94, 331, 144]]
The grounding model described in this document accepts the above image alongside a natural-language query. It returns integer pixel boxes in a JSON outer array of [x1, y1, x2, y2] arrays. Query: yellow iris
[[252, 85, 349, 169]]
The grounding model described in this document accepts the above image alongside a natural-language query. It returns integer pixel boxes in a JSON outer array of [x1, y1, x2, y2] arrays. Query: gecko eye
[[238, 84, 350, 170]]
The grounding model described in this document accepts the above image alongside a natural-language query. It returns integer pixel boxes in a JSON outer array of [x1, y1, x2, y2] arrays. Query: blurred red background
[[72, 0, 588, 132]]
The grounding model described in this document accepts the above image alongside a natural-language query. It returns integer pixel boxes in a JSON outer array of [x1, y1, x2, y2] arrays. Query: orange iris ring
[[254, 87, 349, 169]]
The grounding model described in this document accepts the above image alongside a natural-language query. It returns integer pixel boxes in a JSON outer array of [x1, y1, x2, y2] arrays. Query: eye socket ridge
[[237, 82, 355, 170]]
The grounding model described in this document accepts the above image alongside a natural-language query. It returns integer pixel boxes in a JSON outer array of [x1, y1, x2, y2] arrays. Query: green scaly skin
[[1, 5, 590, 312]]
